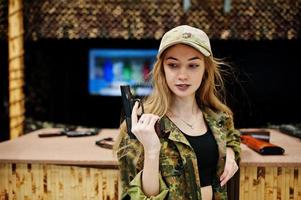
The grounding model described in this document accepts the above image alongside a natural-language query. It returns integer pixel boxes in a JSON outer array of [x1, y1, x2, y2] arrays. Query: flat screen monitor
[[89, 49, 157, 96]]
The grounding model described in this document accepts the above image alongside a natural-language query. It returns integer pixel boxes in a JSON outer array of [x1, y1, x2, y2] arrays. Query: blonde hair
[[114, 52, 233, 151]]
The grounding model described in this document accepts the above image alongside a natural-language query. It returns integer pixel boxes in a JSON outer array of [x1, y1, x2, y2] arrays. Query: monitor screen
[[89, 49, 158, 96]]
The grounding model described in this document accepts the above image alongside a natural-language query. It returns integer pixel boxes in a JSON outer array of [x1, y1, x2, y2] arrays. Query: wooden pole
[[8, 0, 25, 139]]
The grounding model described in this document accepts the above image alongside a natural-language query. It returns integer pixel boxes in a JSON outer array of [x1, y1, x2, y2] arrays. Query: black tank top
[[183, 129, 219, 187]]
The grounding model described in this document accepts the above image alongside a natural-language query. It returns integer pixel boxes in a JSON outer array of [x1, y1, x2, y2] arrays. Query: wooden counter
[[0, 128, 120, 200], [0, 128, 300, 200], [240, 128, 301, 167], [0, 128, 118, 166], [239, 128, 301, 200]]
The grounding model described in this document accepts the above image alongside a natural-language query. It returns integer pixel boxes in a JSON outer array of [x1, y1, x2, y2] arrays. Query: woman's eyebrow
[[165, 56, 178, 61], [165, 56, 201, 61], [188, 56, 201, 61]]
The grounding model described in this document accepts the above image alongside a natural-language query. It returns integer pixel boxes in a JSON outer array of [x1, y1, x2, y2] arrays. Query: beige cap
[[157, 25, 212, 58]]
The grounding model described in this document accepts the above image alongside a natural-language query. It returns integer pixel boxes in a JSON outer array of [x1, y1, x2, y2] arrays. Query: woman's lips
[[175, 84, 190, 91]]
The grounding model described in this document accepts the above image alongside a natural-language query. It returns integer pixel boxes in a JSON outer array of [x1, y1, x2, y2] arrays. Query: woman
[[115, 25, 241, 200]]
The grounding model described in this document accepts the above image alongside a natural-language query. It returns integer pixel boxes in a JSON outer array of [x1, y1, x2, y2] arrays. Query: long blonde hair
[[114, 53, 233, 150]]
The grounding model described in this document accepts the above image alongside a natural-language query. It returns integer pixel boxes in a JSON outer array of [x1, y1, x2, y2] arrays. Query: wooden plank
[[249, 166, 257, 200], [11, 163, 16, 199], [25, 164, 32, 200], [58, 165, 64, 200], [289, 168, 294, 200], [276, 167, 282, 200], [265, 167, 273, 200], [239, 166, 245, 200], [15, 164, 23, 200], [284, 168, 290, 200], [297, 168, 301, 200], [108, 170, 115, 199], [45, 165, 52, 200], [85, 167, 94, 199], [92, 168, 101, 200], [98, 170, 104, 200], [272, 167, 278, 200], [102, 170, 108, 200], [69, 166, 76, 200], [63, 166, 69, 200], [31, 164, 41, 199], [257, 167, 265, 200], [0, 164, 9, 199], [1, 163, 122, 200], [76, 168, 87, 199], [244, 166, 250, 199]]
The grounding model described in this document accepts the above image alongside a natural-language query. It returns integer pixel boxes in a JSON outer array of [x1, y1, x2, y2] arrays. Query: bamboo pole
[[8, 0, 25, 139]]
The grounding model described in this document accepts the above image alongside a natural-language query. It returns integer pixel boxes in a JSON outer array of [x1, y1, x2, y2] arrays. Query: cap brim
[[157, 40, 211, 58]]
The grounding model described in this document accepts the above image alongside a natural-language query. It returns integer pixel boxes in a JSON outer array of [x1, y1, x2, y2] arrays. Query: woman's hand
[[131, 102, 161, 153], [220, 147, 239, 187]]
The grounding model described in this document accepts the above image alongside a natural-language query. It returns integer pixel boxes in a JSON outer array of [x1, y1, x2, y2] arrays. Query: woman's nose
[[178, 68, 188, 80]]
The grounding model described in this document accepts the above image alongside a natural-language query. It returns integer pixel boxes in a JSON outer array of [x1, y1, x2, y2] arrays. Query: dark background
[[0, 40, 9, 141], [24, 39, 301, 130]]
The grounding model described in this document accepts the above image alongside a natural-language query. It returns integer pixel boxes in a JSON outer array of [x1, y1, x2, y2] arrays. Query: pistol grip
[[126, 117, 136, 139]]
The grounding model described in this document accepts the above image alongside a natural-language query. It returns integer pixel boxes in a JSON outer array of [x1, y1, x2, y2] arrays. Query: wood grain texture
[[240, 166, 301, 200], [0, 164, 119, 200], [8, 0, 25, 139]]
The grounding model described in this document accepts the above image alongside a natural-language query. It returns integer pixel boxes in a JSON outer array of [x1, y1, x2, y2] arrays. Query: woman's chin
[[172, 90, 195, 98]]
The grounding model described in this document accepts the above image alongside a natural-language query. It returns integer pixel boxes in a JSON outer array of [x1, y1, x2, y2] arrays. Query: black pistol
[[120, 85, 167, 139], [120, 85, 143, 139]]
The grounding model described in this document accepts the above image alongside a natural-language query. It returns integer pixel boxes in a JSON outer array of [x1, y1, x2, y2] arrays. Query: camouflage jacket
[[117, 108, 241, 200]]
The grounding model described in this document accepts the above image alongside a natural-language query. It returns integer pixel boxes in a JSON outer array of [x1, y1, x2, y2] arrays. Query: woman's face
[[163, 44, 206, 99]]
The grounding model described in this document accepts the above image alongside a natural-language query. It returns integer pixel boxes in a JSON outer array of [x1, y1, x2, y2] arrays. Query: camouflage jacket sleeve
[[224, 114, 241, 163], [117, 130, 169, 200]]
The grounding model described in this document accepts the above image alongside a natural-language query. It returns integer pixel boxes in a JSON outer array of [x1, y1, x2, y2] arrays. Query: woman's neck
[[169, 96, 200, 118]]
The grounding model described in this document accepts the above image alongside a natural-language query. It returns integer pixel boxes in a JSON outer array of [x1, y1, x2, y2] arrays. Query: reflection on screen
[[89, 49, 158, 96]]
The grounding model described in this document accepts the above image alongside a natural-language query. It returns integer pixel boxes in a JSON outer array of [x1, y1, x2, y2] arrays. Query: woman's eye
[[168, 63, 178, 68], [189, 64, 199, 68]]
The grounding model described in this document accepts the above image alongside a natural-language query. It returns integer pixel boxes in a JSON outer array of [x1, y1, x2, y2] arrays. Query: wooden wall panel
[[240, 166, 301, 200], [0, 164, 119, 200]]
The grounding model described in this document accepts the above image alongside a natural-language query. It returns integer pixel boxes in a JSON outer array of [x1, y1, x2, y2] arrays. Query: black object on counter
[[38, 128, 99, 138], [279, 124, 301, 139]]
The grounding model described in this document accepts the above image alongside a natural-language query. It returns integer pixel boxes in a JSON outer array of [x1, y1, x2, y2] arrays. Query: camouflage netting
[[24, 0, 184, 40], [23, 0, 300, 40], [186, 0, 301, 40], [0, 0, 7, 40]]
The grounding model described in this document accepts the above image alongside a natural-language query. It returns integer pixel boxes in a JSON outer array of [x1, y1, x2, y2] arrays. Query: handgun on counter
[[120, 85, 167, 139], [240, 134, 285, 155]]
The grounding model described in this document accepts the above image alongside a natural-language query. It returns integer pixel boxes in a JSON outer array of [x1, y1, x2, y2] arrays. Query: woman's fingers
[[131, 113, 161, 151], [220, 159, 238, 186], [149, 115, 159, 126], [220, 169, 229, 186], [220, 169, 228, 181], [131, 101, 139, 127], [220, 174, 229, 187]]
